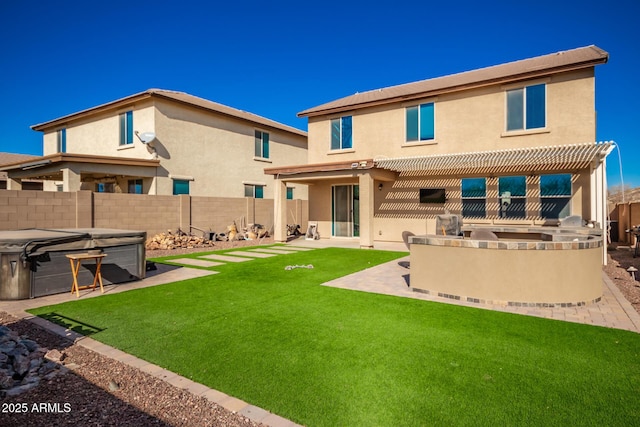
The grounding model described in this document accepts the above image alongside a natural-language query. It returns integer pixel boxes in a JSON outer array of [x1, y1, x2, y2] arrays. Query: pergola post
[[273, 177, 288, 242]]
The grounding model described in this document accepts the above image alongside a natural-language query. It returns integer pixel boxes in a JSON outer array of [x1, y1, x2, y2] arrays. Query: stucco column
[[273, 178, 287, 242], [358, 173, 375, 248], [6, 177, 22, 190], [62, 167, 82, 192]]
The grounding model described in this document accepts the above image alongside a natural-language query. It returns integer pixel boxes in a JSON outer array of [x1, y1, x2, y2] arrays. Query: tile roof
[[298, 45, 608, 117], [0, 152, 39, 181], [0, 152, 39, 167], [31, 89, 307, 138]]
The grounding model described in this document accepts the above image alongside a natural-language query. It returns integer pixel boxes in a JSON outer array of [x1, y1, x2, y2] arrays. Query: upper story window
[[255, 130, 270, 159], [56, 129, 66, 153], [506, 83, 546, 131], [286, 187, 294, 200], [461, 178, 486, 218], [173, 179, 190, 195], [244, 184, 264, 199], [119, 111, 134, 145], [540, 173, 571, 219], [330, 116, 352, 150], [406, 103, 435, 142], [498, 176, 526, 219]]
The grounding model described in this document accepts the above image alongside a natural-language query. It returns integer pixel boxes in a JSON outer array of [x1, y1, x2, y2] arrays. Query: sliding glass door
[[332, 185, 359, 237]]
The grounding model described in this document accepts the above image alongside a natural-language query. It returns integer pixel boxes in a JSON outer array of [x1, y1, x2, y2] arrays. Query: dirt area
[[604, 244, 640, 314]]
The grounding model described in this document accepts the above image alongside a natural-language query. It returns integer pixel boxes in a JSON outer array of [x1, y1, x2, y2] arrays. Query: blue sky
[[1, 0, 638, 187]]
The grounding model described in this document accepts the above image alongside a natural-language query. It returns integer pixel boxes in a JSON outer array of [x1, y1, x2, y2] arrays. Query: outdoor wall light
[[378, 183, 383, 191]]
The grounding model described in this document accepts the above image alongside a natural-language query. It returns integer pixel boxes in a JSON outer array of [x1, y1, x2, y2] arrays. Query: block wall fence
[[0, 190, 308, 239], [610, 201, 640, 244]]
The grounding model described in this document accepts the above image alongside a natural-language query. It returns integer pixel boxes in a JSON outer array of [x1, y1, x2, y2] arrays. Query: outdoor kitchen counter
[[408, 233, 604, 307]]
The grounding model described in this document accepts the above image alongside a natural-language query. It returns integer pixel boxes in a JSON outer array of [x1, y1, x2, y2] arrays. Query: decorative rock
[[45, 348, 65, 363], [109, 379, 121, 391], [0, 326, 67, 397]]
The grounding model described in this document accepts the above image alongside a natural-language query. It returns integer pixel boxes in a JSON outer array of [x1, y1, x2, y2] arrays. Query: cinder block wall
[[0, 190, 76, 230], [93, 193, 181, 236], [0, 190, 309, 239]]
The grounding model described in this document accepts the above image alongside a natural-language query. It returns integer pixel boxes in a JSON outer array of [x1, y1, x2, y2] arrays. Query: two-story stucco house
[[2, 89, 308, 200], [267, 46, 613, 248]]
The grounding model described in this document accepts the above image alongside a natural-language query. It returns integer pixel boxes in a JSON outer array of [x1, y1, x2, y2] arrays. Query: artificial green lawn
[[29, 247, 640, 426]]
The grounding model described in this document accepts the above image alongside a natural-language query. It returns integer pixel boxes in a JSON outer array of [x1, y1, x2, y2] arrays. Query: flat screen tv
[[420, 188, 446, 204]]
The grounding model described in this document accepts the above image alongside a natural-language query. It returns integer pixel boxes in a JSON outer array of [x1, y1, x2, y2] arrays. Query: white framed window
[[540, 174, 571, 219], [244, 184, 264, 198], [330, 116, 352, 150], [461, 178, 486, 218], [406, 103, 435, 142], [119, 111, 134, 145], [498, 176, 526, 219], [506, 84, 546, 131], [255, 130, 269, 159], [56, 129, 66, 153]]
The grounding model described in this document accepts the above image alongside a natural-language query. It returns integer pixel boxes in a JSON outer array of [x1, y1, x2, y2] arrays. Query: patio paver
[[199, 254, 253, 262], [169, 258, 224, 268], [248, 249, 296, 255], [227, 250, 276, 258], [321, 255, 640, 333]]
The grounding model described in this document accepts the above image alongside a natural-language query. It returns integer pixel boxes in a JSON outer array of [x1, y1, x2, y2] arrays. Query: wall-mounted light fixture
[[378, 183, 383, 191]]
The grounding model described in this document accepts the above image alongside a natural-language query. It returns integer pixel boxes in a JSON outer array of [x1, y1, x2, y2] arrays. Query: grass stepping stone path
[[169, 258, 224, 268], [200, 254, 253, 262], [226, 251, 276, 258], [281, 246, 313, 251]]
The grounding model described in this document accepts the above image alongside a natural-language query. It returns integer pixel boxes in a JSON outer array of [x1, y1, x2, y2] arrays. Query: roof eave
[[31, 91, 155, 131], [298, 57, 608, 119]]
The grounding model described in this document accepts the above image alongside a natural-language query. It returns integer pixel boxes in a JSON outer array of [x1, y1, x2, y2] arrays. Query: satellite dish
[[137, 131, 156, 144]]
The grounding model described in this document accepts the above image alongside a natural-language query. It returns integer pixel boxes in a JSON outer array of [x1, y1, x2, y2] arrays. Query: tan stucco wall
[[41, 98, 308, 199], [306, 69, 596, 164], [305, 168, 594, 243], [151, 100, 308, 198], [410, 243, 602, 304]]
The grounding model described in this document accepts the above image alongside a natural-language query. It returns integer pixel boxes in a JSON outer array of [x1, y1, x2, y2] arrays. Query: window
[[128, 179, 143, 194], [330, 116, 352, 150], [96, 183, 115, 193], [56, 129, 66, 153], [254, 130, 270, 159], [499, 176, 526, 219], [406, 103, 435, 142], [173, 179, 190, 195], [540, 174, 571, 219], [461, 178, 486, 218], [286, 187, 294, 200], [119, 111, 134, 145], [244, 184, 264, 198], [506, 83, 546, 131]]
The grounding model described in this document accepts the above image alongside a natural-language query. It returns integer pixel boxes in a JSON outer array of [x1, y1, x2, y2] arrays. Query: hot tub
[[0, 228, 146, 300], [409, 228, 603, 307]]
